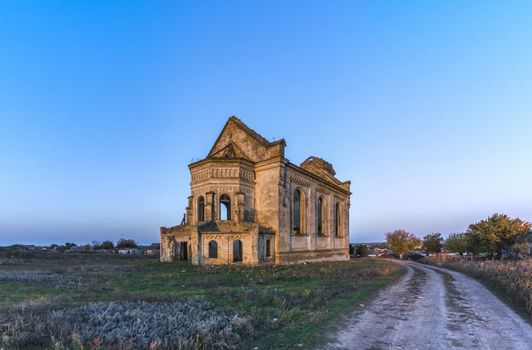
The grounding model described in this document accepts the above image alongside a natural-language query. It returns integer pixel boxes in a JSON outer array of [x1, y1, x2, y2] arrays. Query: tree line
[[32, 238, 139, 252], [385, 213, 530, 259]]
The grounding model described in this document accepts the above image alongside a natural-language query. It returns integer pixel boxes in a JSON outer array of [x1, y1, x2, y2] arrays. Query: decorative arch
[[208, 240, 218, 258], [292, 188, 306, 234], [197, 196, 205, 222], [317, 195, 326, 235], [233, 240, 243, 262], [335, 201, 342, 237], [219, 194, 231, 221]]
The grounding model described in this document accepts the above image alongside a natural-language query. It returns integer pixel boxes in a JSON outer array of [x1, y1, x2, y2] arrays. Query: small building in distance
[[117, 248, 143, 255], [144, 243, 160, 256], [160, 117, 351, 265]]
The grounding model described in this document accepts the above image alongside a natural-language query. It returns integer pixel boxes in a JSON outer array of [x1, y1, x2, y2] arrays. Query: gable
[[207, 116, 285, 163], [298, 156, 351, 192], [210, 142, 246, 159], [300, 156, 339, 184]]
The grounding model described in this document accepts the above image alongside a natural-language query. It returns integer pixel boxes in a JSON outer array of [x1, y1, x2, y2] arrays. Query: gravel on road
[[324, 260, 532, 350]]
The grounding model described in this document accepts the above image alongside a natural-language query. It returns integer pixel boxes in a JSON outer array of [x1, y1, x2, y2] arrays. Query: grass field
[[0, 251, 404, 349]]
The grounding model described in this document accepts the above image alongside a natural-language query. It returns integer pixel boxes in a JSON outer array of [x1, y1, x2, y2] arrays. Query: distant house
[[372, 247, 389, 256], [95, 249, 115, 254], [144, 243, 160, 256], [144, 248, 159, 256], [117, 248, 143, 255]]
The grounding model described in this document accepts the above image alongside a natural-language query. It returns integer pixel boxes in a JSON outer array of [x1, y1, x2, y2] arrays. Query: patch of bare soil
[[323, 260, 532, 350]]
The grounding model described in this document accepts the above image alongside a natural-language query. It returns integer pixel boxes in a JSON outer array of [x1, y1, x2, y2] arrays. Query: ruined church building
[[160, 117, 351, 265]]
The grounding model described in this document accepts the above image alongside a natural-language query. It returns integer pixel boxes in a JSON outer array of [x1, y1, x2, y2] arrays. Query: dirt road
[[324, 260, 532, 350]]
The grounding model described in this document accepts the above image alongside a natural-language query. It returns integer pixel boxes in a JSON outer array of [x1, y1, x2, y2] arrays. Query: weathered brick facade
[[160, 117, 351, 265]]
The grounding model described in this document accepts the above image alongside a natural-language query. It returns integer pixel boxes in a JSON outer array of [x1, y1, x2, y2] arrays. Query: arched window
[[335, 202, 341, 237], [293, 190, 300, 234], [233, 240, 242, 262], [220, 194, 231, 221], [208, 240, 218, 258], [317, 196, 324, 235], [197, 196, 205, 222], [266, 239, 271, 257], [293, 189, 306, 234]]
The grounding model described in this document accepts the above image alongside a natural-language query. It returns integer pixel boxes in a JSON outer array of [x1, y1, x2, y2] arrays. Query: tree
[[56, 242, 77, 252], [100, 240, 115, 250], [385, 229, 421, 259], [445, 233, 468, 255], [423, 233, 443, 255], [356, 244, 369, 257], [116, 238, 138, 249], [466, 214, 531, 259], [92, 240, 115, 250]]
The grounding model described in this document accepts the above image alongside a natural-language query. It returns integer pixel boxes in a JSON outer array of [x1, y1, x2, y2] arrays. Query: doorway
[[177, 242, 188, 261], [233, 240, 242, 262]]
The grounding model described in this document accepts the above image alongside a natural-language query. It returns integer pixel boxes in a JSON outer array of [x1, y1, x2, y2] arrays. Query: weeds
[[1, 297, 253, 350], [0, 252, 403, 349]]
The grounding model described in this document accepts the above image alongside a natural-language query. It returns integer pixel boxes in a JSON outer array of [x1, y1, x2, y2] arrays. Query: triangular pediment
[[299, 156, 350, 191], [218, 144, 237, 158], [210, 142, 247, 160], [207, 116, 285, 163]]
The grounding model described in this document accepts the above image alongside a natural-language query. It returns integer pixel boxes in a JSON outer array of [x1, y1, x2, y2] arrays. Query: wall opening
[[317, 196, 324, 235], [220, 194, 231, 221], [208, 240, 218, 258], [293, 189, 305, 234], [197, 196, 205, 222], [266, 239, 271, 257], [335, 202, 341, 237], [233, 240, 243, 262], [176, 242, 188, 260]]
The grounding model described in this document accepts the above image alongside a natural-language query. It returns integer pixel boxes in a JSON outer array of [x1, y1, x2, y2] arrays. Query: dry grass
[[0, 251, 403, 349], [1, 297, 253, 350]]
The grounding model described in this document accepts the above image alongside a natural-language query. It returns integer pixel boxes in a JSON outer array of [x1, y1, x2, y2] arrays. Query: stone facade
[[160, 117, 351, 265]]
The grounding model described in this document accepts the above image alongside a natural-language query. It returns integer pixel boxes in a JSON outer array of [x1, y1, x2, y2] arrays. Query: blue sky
[[1, 1, 531, 246]]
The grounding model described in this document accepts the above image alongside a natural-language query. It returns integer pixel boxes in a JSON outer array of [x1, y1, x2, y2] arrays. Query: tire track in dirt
[[424, 263, 531, 349], [323, 260, 532, 350]]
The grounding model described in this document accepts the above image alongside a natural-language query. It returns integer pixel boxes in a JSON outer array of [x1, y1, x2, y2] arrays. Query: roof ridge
[[207, 116, 285, 158], [228, 116, 273, 146]]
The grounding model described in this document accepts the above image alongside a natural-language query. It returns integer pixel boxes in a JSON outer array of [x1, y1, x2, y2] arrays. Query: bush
[[355, 245, 369, 257]]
